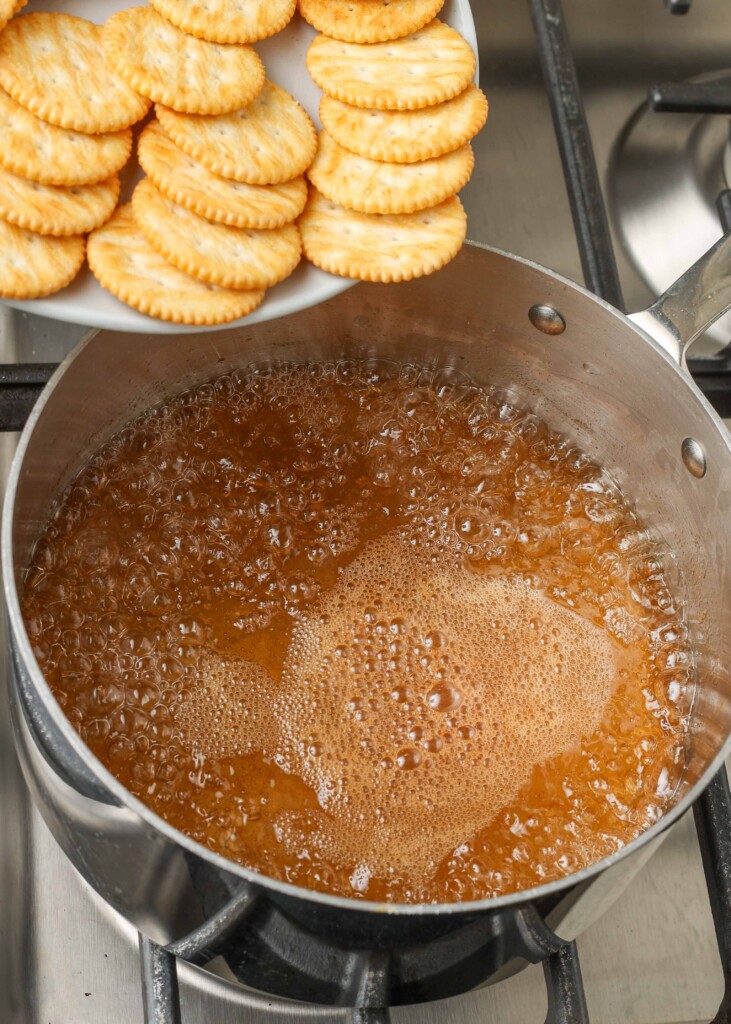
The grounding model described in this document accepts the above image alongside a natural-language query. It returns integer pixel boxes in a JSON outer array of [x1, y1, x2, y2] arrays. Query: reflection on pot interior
[[22, 361, 691, 903]]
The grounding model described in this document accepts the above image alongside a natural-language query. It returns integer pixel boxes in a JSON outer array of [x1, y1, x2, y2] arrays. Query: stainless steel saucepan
[[4, 239, 731, 1011]]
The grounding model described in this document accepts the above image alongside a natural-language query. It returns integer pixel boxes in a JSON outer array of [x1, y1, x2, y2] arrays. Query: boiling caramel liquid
[[22, 361, 691, 903]]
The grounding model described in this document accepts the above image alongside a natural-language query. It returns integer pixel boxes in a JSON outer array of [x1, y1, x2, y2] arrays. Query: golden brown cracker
[[307, 131, 473, 214], [0, 167, 120, 236], [148, 0, 296, 44], [0, 90, 132, 187], [0, 13, 150, 133], [320, 85, 488, 163], [0, 0, 27, 34], [0, 218, 85, 298], [88, 205, 265, 325], [298, 0, 444, 44], [306, 20, 476, 110], [132, 178, 302, 290], [138, 120, 308, 229], [102, 7, 265, 116], [298, 187, 466, 282], [156, 81, 317, 184]]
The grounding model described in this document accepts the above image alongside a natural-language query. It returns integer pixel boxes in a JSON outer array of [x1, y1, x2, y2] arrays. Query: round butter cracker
[[132, 178, 302, 290], [308, 131, 473, 214], [88, 206, 265, 326], [102, 7, 264, 116], [0, 218, 85, 299], [298, 0, 444, 44], [320, 85, 488, 164], [298, 188, 466, 283], [0, 90, 132, 187], [306, 20, 476, 111], [138, 121, 308, 229], [156, 81, 317, 185], [0, 13, 150, 133], [0, 0, 27, 34], [0, 167, 120, 236], [148, 0, 296, 44]]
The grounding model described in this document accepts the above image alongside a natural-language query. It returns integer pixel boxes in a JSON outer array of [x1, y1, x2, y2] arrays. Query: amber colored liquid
[[22, 362, 691, 903]]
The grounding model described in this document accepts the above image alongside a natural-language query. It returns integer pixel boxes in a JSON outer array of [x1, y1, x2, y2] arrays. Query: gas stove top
[[3, 1, 731, 1022]]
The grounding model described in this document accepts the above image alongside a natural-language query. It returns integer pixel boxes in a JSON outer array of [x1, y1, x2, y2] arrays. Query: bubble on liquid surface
[[179, 533, 621, 880], [177, 656, 279, 760]]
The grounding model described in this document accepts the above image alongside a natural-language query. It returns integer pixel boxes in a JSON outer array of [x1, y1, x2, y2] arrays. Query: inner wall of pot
[[11, 243, 731, 811]]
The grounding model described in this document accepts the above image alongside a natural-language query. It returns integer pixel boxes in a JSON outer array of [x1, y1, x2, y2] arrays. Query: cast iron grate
[[3, 0, 731, 1022]]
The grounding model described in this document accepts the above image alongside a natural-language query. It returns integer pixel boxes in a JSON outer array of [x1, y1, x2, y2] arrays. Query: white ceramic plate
[[3, 0, 478, 334]]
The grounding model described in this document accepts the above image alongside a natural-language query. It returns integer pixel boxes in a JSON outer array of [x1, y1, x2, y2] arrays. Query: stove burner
[[138, 906, 590, 1024], [610, 74, 731, 355], [150, 859, 573, 1011]]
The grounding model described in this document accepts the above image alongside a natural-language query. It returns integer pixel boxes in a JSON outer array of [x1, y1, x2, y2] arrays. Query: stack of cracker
[[298, 0, 487, 282], [0, 11, 149, 300], [86, 1, 314, 325]]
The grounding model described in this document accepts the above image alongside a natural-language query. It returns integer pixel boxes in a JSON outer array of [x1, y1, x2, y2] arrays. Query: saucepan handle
[[628, 232, 731, 368]]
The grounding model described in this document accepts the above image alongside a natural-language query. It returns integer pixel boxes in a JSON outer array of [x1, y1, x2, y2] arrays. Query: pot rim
[[5, 239, 731, 919]]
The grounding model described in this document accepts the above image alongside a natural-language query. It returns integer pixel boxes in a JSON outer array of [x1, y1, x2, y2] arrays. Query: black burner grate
[[4, 1, 731, 1022], [527, 0, 623, 310]]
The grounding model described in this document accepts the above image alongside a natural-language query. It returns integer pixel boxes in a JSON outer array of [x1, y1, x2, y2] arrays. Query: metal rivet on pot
[[528, 304, 566, 335], [681, 436, 707, 478]]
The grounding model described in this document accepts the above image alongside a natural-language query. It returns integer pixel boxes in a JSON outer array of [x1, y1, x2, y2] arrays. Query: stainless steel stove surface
[[3, 2, 731, 1022]]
